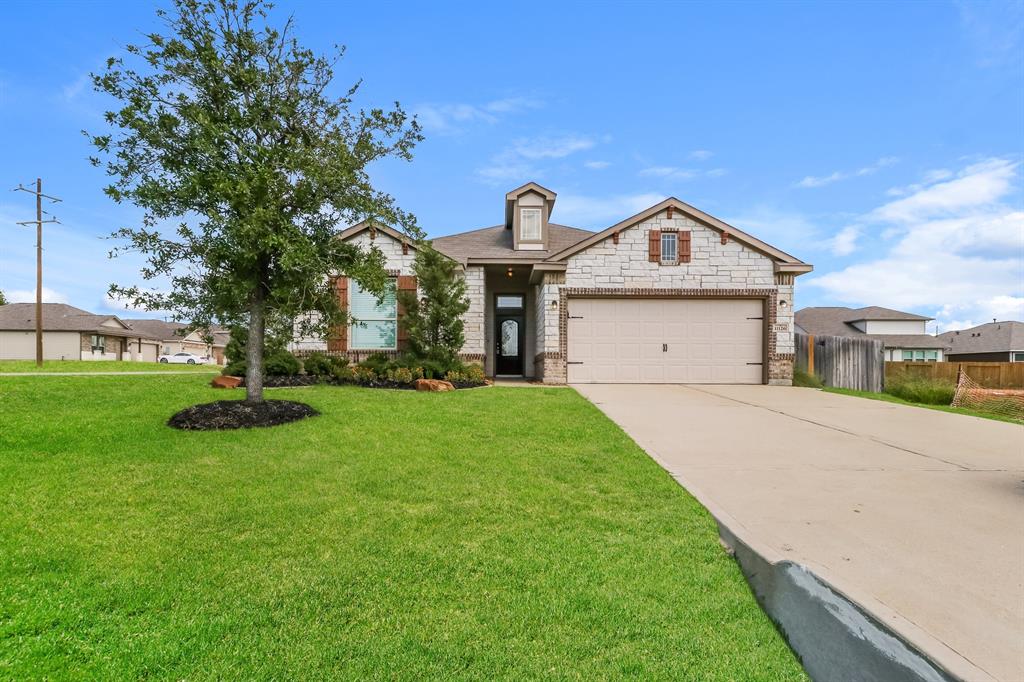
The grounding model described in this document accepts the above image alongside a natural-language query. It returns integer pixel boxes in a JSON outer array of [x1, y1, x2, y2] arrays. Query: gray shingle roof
[[795, 306, 946, 349], [122, 318, 228, 346], [0, 303, 160, 339], [938, 321, 1024, 354], [431, 223, 594, 263]]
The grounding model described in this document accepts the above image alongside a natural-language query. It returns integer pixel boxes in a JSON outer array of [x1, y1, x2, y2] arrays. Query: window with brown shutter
[[679, 230, 691, 264], [396, 275, 417, 350], [648, 229, 661, 263], [327, 276, 348, 351]]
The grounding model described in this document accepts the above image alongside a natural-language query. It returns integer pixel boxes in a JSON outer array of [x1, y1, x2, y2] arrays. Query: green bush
[[385, 367, 415, 384], [331, 364, 353, 382], [444, 363, 486, 385], [264, 350, 301, 376], [358, 353, 392, 375], [222, 361, 246, 377], [302, 352, 337, 376], [884, 377, 955, 405], [792, 368, 823, 388], [350, 366, 377, 384]]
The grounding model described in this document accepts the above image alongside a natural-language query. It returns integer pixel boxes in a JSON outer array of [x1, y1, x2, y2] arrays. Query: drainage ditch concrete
[[717, 522, 975, 682]]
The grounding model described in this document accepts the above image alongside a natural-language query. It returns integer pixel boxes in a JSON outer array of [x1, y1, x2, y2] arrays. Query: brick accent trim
[[557, 287, 789, 385]]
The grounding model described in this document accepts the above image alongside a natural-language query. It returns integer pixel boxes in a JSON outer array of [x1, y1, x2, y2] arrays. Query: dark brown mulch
[[168, 399, 318, 431], [235, 375, 486, 390]]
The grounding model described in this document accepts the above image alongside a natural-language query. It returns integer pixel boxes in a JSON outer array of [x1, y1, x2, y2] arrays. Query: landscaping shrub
[[302, 352, 347, 377], [358, 353, 392, 375], [884, 377, 955, 405], [445, 364, 486, 384], [350, 366, 378, 384], [385, 367, 416, 385], [792, 368, 823, 388], [264, 350, 301, 376]]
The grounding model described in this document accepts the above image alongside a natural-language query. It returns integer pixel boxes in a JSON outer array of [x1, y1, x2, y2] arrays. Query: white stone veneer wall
[[565, 211, 774, 288], [461, 266, 485, 358]]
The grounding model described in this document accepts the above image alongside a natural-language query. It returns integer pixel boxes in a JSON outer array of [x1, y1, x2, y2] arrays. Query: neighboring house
[[938, 321, 1024, 362], [795, 306, 946, 361], [122, 319, 230, 364], [0, 303, 161, 361], [294, 182, 812, 385]]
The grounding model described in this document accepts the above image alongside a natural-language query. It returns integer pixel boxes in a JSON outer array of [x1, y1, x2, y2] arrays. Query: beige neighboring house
[[795, 306, 947, 361], [0, 303, 162, 361], [122, 319, 230, 365], [293, 181, 813, 385]]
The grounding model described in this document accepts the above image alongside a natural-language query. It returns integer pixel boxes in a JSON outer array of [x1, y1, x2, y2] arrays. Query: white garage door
[[567, 298, 764, 384]]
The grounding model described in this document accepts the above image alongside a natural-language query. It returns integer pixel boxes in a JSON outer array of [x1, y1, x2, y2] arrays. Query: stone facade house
[[294, 182, 812, 385], [0, 303, 162, 362]]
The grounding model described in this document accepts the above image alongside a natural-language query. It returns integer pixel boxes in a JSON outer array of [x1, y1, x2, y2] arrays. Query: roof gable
[[544, 197, 811, 271], [338, 220, 418, 250]]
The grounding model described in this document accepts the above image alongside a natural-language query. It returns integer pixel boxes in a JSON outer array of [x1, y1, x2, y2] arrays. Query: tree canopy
[[89, 0, 422, 402]]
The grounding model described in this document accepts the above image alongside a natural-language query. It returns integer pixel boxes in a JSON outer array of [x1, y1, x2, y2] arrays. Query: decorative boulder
[[211, 375, 243, 389], [415, 378, 455, 392]]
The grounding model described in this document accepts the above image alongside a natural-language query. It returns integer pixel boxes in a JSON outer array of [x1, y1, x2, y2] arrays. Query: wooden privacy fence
[[886, 361, 1024, 389], [796, 333, 884, 392]]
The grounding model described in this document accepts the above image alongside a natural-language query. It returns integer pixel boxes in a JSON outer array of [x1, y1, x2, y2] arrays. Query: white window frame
[[1013, 352, 1024, 363], [520, 207, 542, 241], [348, 278, 398, 351], [660, 232, 678, 265]]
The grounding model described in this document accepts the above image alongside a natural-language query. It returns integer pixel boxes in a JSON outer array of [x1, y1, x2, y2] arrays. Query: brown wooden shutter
[[678, 230, 691, 264], [648, 229, 661, 263], [396, 275, 417, 350], [327, 276, 348, 352]]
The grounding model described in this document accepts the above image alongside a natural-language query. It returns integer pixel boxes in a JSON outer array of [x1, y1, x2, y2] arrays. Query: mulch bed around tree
[[168, 399, 319, 431]]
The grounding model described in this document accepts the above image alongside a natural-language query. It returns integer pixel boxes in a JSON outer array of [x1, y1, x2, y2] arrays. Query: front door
[[495, 312, 525, 375]]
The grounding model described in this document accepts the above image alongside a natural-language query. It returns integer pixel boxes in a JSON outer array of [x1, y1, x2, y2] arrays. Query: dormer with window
[[505, 182, 556, 251]]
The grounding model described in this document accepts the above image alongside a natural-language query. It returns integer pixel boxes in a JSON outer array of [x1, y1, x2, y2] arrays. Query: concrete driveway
[[575, 384, 1024, 682]]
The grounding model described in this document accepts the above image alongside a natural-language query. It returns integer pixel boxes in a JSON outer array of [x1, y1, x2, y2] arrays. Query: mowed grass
[[0, 359, 217, 373], [0, 376, 806, 680]]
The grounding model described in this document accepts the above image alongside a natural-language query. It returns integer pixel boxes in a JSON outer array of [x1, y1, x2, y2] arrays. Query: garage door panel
[[567, 298, 764, 384]]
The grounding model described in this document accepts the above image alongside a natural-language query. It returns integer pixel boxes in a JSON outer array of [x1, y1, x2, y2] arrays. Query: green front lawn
[[0, 376, 805, 680], [0, 359, 217, 373], [824, 386, 1022, 425]]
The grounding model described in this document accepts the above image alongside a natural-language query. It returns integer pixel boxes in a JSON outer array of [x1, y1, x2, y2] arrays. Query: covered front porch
[[474, 262, 560, 379]]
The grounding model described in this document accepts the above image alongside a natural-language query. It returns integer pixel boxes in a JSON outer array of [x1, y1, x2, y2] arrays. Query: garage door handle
[[747, 316, 763, 320], [567, 361, 584, 365], [662, 343, 668, 352], [568, 315, 584, 319], [746, 362, 763, 365]]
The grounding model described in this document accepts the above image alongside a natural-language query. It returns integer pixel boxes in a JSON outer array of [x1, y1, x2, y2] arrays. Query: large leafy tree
[[0, 291, 7, 306], [89, 0, 422, 403]]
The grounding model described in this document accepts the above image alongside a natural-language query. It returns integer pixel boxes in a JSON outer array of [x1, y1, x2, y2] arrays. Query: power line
[[10, 178, 62, 367]]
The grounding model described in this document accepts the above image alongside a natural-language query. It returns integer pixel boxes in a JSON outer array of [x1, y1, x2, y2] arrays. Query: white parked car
[[158, 352, 209, 365]]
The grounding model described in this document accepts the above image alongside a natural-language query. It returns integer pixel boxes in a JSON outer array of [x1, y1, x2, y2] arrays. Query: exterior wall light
[[506, 267, 514, 278]]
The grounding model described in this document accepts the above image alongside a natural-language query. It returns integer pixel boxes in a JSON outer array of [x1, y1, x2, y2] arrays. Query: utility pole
[[12, 179, 61, 367]]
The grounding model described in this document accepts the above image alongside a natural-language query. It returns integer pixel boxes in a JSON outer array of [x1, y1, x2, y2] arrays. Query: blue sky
[[1, 0, 1021, 331]]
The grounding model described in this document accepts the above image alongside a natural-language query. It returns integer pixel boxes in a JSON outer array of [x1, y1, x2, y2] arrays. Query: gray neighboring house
[[938, 321, 1024, 362], [294, 181, 813, 385], [795, 306, 947, 362], [0, 303, 162, 361]]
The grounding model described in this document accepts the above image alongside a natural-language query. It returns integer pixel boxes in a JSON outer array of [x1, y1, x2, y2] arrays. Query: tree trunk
[[245, 288, 266, 404]]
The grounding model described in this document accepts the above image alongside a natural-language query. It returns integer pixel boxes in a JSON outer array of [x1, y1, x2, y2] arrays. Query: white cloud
[[583, 160, 611, 170], [871, 158, 1017, 222], [638, 165, 729, 183], [552, 192, 665, 229], [956, 0, 1024, 67], [414, 96, 542, 135], [688, 150, 714, 161], [61, 72, 91, 102], [828, 226, 861, 256], [806, 157, 1024, 328], [476, 134, 598, 185], [512, 135, 594, 160], [795, 156, 899, 188], [6, 287, 69, 304]]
